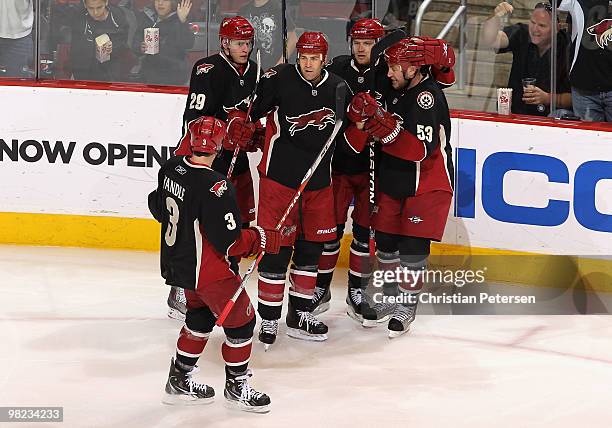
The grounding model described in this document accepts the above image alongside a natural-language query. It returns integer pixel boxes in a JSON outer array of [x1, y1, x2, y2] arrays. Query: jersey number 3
[[165, 197, 180, 246]]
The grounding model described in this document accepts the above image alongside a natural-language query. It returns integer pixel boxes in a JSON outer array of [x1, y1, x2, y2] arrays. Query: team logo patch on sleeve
[[210, 180, 228, 197], [262, 69, 277, 79], [285, 107, 335, 136], [587, 19, 612, 49], [196, 63, 214, 75], [417, 91, 435, 110]]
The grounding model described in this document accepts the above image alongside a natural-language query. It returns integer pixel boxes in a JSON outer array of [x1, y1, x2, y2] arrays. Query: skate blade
[[388, 326, 411, 339], [264, 343, 271, 352], [162, 393, 214, 406], [311, 301, 330, 316], [361, 315, 391, 328], [286, 328, 328, 342], [346, 307, 363, 324], [167, 308, 186, 322], [224, 398, 271, 413]]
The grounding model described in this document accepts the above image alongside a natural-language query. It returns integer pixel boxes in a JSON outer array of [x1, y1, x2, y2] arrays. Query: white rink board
[[1, 86, 611, 254], [445, 118, 612, 255]]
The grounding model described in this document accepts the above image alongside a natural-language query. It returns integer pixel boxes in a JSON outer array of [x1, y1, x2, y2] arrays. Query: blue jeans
[[571, 87, 612, 122], [0, 34, 33, 78]]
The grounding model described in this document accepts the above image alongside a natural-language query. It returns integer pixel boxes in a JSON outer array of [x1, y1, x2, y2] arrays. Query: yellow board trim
[[1, 212, 610, 292]]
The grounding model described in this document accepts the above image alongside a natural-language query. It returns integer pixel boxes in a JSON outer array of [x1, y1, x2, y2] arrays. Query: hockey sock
[[289, 240, 323, 311], [222, 337, 252, 375], [376, 249, 400, 296], [223, 317, 255, 376], [316, 239, 341, 291], [288, 264, 318, 311], [175, 325, 210, 369], [397, 236, 430, 304], [257, 247, 292, 320], [257, 271, 286, 320], [397, 256, 427, 305], [348, 238, 372, 290]]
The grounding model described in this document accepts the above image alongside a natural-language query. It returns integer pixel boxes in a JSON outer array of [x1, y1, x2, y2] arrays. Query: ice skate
[[258, 319, 279, 351], [162, 358, 214, 405], [346, 287, 364, 323], [224, 369, 271, 413], [311, 285, 331, 316], [388, 304, 417, 338], [167, 286, 187, 321], [362, 301, 396, 328], [286, 303, 328, 341]]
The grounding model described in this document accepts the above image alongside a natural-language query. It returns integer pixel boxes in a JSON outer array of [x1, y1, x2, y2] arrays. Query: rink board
[[1, 85, 611, 288]]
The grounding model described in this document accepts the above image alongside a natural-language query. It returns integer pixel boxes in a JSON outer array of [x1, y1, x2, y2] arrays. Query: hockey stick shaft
[[366, 29, 407, 257], [216, 83, 347, 326], [227, 49, 261, 180]]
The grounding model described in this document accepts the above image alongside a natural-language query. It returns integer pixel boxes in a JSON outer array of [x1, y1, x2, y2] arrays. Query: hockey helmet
[[219, 16, 254, 41], [384, 38, 416, 71], [188, 116, 227, 155], [296, 32, 329, 58], [350, 18, 385, 40]]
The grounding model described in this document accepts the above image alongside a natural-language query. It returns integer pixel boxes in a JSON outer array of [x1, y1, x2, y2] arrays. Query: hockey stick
[[281, 0, 288, 63], [366, 28, 408, 257], [216, 81, 347, 326], [227, 49, 261, 180]]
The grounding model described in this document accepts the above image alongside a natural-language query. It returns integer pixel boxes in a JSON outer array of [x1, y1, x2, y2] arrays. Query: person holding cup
[[481, 2, 573, 117], [132, 0, 195, 85]]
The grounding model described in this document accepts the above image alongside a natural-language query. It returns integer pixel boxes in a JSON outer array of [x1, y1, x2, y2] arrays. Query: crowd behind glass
[[1, 0, 611, 122]]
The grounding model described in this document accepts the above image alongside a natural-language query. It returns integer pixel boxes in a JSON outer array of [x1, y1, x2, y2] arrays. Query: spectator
[[0, 0, 34, 78], [238, 0, 297, 70], [557, 0, 612, 122], [66, 0, 129, 82], [133, 0, 195, 86], [481, 2, 573, 117]]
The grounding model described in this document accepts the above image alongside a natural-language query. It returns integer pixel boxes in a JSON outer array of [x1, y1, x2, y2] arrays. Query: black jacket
[[67, 4, 129, 82], [132, 9, 194, 86]]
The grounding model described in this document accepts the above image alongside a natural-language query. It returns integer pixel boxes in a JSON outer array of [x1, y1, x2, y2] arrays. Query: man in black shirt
[[481, 1, 573, 116], [558, 0, 612, 122], [238, 0, 297, 70]]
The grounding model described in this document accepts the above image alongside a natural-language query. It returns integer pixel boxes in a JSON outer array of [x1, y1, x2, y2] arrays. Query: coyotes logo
[[223, 97, 250, 114], [285, 107, 335, 136], [262, 69, 277, 79], [210, 180, 227, 197], [587, 19, 612, 49], [196, 63, 214, 75]]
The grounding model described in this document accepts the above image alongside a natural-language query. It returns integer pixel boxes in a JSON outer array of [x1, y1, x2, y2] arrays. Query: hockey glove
[[347, 91, 379, 123], [249, 121, 266, 152], [252, 226, 281, 254], [223, 110, 256, 151], [406, 36, 456, 70], [364, 108, 402, 145]]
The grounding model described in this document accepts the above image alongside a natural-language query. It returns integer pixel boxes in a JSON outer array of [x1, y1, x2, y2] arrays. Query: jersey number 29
[[189, 93, 206, 110]]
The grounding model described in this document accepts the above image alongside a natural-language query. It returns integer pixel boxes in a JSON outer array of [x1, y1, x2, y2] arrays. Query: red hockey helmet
[[384, 38, 415, 71], [350, 18, 385, 40], [296, 31, 329, 58], [219, 16, 254, 41], [188, 116, 227, 155]]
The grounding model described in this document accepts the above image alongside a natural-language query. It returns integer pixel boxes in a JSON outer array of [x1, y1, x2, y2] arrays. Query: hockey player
[[311, 18, 388, 324], [167, 16, 260, 321], [148, 116, 281, 412], [224, 31, 349, 348], [343, 37, 454, 337], [313, 22, 456, 327]]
